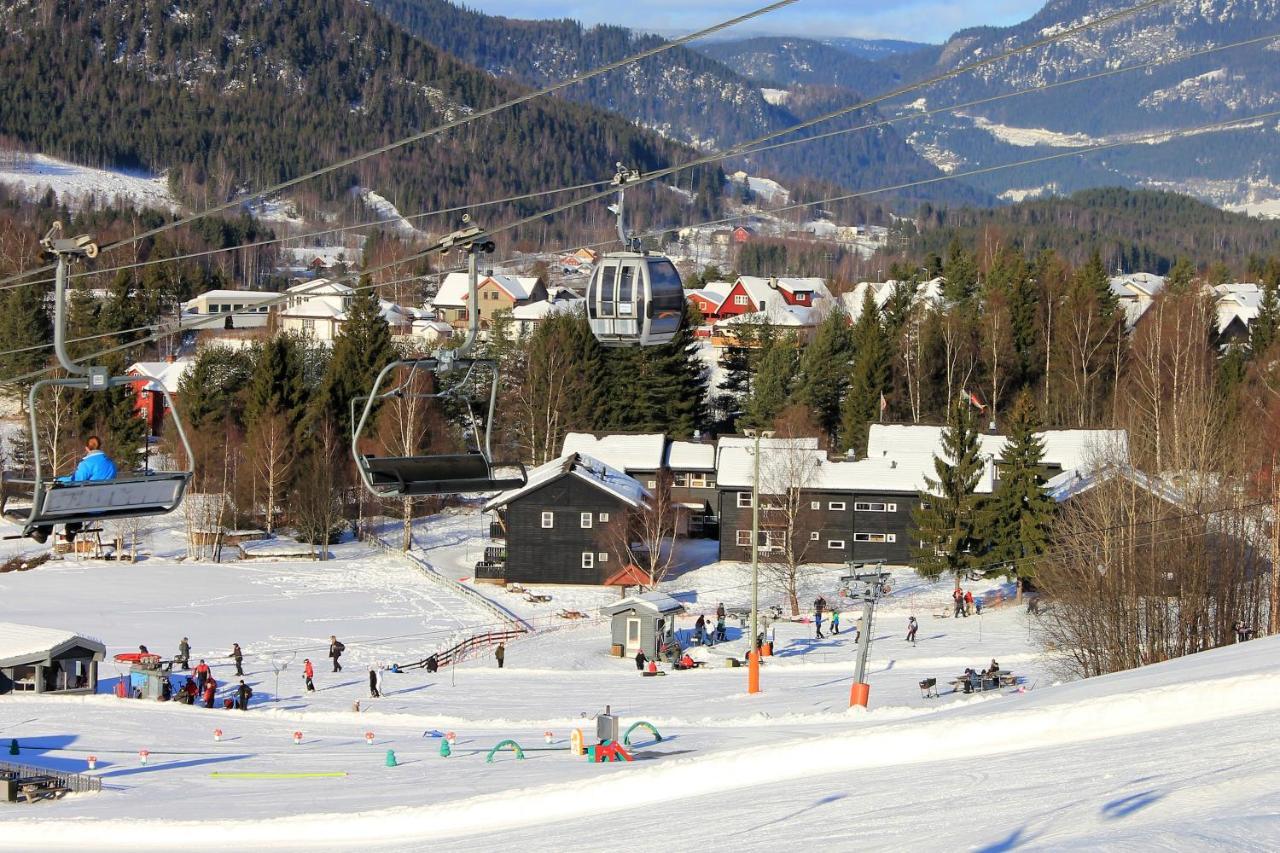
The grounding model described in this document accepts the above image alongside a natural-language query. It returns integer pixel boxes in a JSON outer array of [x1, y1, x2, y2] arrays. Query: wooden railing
[[0, 760, 102, 794], [400, 626, 525, 671]]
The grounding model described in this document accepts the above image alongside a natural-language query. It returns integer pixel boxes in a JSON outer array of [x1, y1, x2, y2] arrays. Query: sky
[[460, 0, 1051, 44]]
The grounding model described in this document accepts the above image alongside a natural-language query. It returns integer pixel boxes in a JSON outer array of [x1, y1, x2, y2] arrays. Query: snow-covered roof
[[1046, 463, 1185, 506], [715, 437, 821, 488], [0, 622, 106, 666], [127, 359, 194, 394], [865, 424, 1127, 472], [435, 273, 541, 307], [282, 300, 345, 319], [378, 300, 413, 323], [842, 278, 945, 322], [184, 289, 278, 306], [687, 289, 726, 307], [666, 440, 716, 471], [510, 298, 581, 321], [718, 304, 816, 327], [734, 276, 830, 307], [1110, 273, 1166, 299], [562, 433, 666, 472], [484, 453, 649, 511], [702, 281, 736, 299], [715, 440, 948, 494], [1211, 282, 1263, 335], [287, 278, 352, 296], [600, 592, 685, 617]]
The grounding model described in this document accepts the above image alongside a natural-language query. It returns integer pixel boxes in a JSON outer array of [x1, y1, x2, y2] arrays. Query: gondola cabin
[[586, 252, 685, 347]]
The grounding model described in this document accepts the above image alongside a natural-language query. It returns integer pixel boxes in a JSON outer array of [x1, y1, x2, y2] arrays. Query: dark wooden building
[[483, 453, 648, 585]]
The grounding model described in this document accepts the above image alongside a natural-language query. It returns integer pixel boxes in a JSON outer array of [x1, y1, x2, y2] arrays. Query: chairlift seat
[[2, 473, 190, 534], [362, 453, 525, 496]]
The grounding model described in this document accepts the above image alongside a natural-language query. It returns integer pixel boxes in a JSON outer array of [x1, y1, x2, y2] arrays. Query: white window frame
[[810, 501, 821, 511], [581, 552, 594, 569], [810, 531, 820, 541], [541, 511, 554, 529], [737, 492, 753, 508], [734, 294, 749, 306], [580, 512, 593, 529], [828, 501, 847, 512], [854, 532, 897, 543], [598, 552, 609, 563], [648, 480, 657, 489], [827, 540, 846, 550], [672, 472, 689, 487], [855, 501, 897, 513], [598, 512, 610, 522], [736, 530, 753, 547]]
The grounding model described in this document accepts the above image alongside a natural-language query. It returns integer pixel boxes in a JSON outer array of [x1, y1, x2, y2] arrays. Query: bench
[[556, 609, 588, 620], [918, 677, 938, 699], [524, 593, 552, 604], [950, 671, 1017, 694], [20, 781, 69, 803]]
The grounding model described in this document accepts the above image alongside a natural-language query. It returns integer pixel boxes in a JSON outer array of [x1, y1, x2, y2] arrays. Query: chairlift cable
[[0, 0, 802, 289]]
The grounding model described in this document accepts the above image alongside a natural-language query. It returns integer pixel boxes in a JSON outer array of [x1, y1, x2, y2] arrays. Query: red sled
[[114, 653, 162, 665]]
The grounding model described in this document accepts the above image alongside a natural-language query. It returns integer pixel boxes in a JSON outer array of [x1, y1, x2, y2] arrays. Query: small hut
[[601, 592, 684, 660], [0, 623, 106, 695]]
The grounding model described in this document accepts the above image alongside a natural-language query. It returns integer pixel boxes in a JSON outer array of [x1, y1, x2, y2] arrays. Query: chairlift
[[350, 218, 526, 498], [585, 164, 686, 348], [1, 224, 194, 541]]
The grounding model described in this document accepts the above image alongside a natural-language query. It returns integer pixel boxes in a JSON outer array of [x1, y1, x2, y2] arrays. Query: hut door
[[625, 618, 642, 654]]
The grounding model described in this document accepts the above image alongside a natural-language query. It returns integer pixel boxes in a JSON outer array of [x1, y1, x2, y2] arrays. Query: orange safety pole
[[748, 650, 760, 694], [849, 682, 870, 708]]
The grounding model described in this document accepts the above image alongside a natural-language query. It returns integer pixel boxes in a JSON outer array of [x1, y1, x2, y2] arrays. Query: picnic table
[[2, 772, 70, 803], [949, 670, 1017, 694]]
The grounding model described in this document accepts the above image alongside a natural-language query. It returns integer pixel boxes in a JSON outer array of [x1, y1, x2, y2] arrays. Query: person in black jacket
[[634, 649, 647, 671], [329, 635, 344, 672], [425, 654, 438, 673], [176, 637, 190, 671], [236, 680, 252, 710], [229, 643, 244, 677], [368, 666, 380, 698]]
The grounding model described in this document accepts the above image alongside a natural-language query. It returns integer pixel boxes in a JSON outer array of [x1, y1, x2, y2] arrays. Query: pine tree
[[910, 397, 987, 584], [1250, 276, 1280, 359], [244, 334, 308, 438], [602, 304, 705, 436], [178, 346, 255, 431], [792, 306, 851, 442], [311, 281, 396, 440], [0, 282, 51, 404], [745, 333, 797, 429], [942, 239, 978, 303], [839, 289, 890, 455], [984, 390, 1054, 598]]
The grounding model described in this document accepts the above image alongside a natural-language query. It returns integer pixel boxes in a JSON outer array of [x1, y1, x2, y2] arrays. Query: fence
[[0, 761, 101, 794]]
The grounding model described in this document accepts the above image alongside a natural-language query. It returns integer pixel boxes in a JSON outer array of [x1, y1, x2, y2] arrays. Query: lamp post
[[744, 428, 774, 695]]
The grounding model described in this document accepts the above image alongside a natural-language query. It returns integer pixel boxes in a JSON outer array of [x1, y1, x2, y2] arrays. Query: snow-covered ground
[[1, 508, 1277, 850], [0, 152, 179, 212], [357, 188, 424, 238]]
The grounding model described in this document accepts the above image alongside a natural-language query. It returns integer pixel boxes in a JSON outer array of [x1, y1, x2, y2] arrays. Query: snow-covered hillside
[[0, 152, 179, 212]]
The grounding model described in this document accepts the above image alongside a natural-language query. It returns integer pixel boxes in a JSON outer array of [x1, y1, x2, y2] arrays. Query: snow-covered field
[[0, 153, 179, 212], [1, 509, 1277, 850]]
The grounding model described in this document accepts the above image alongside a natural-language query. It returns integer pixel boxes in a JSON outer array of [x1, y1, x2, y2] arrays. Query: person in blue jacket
[[31, 435, 117, 544]]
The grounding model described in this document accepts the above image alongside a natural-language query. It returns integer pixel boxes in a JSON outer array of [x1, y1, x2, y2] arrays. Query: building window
[[737, 492, 753, 508], [672, 472, 689, 487], [690, 473, 716, 488], [810, 531, 820, 540], [827, 540, 846, 550], [736, 530, 752, 547], [599, 552, 609, 563], [301, 319, 316, 331], [810, 501, 821, 511], [828, 501, 847, 511], [854, 533, 897, 543], [796, 293, 808, 301], [648, 480, 657, 489], [541, 512, 554, 529], [855, 502, 897, 512], [598, 512, 609, 522], [582, 552, 594, 569], [734, 294, 749, 306], [580, 512, 593, 529]]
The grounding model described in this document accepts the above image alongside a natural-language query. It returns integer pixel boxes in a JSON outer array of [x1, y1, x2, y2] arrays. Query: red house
[[126, 359, 194, 437], [686, 288, 727, 321], [732, 226, 754, 244], [712, 277, 828, 320]]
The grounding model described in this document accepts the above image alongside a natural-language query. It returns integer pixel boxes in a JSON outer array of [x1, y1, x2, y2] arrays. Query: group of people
[[951, 588, 981, 617], [691, 605, 729, 646], [165, 638, 253, 709]]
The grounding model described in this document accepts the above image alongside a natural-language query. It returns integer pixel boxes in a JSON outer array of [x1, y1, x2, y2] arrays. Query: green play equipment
[[385, 749, 398, 767], [622, 721, 663, 746], [439, 739, 451, 758], [7, 739, 17, 756], [485, 739, 526, 763]]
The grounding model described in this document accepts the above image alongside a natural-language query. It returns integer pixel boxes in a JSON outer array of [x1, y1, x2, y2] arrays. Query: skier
[[906, 616, 918, 644], [29, 435, 116, 544], [368, 666, 380, 698], [952, 588, 964, 618], [236, 679, 252, 711], [963, 589, 974, 617], [329, 635, 345, 672], [830, 609, 841, 636], [634, 649, 647, 671], [302, 658, 315, 692], [176, 637, 190, 671], [194, 659, 210, 692], [495, 643, 505, 669], [202, 677, 217, 709], [814, 596, 826, 640], [716, 602, 726, 620], [229, 643, 244, 677], [714, 614, 727, 643]]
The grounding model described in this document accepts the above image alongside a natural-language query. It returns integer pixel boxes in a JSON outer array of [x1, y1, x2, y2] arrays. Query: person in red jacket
[[194, 659, 211, 691], [203, 678, 217, 709], [963, 589, 975, 617], [303, 658, 315, 692]]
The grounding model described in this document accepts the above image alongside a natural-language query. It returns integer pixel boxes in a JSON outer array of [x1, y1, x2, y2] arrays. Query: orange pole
[[849, 682, 870, 708], [748, 650, 761, 694]]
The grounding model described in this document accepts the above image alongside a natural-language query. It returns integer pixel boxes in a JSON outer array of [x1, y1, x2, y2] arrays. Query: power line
[[0, 0, 801, 289]]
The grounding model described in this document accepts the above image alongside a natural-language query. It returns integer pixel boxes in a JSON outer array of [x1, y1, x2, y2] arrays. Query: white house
[[1109, 272, 1166, 329], [841, 277, 946, 321], [280, 279, 354, 342], [181, 289, 278, 330]]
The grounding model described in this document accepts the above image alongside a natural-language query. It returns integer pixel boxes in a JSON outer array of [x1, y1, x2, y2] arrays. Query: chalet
[[732, 226, 754, 244], [0, 623, 105, 695], [714, 303, 820, 346], [715, 277, 829, 321], [126, 358, 194, 436], [1211, 282, 1262, 349], [686, 288, 727, 321], [433, 272, 546, 333], [507, 293, 585, 338], [182, 289, 277, 330], [280, 279, 353, 342], [1109, 272, 1166, 329], [484, 453, 649, 585], [560, 433, 718, 535], [841, 277, 945, 322]]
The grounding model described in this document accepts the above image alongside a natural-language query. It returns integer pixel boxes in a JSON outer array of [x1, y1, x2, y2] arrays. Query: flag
[[878, 392, 887, 421], [963, 389, 987, 412]]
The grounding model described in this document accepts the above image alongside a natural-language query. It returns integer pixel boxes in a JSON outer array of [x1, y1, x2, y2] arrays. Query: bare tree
[[603, 470, 678, 587], [245, 408, 293, 535], [757, 436, 825, 615], [899, 305, 925, 423], [373, 369, 441, 551], [980, 286, 1015, 423], [290, 420, 346, 561]]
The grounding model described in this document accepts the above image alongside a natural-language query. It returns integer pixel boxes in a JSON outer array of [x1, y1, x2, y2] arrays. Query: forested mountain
[[696, 37, 905, 94], [367, 0, 983, 206], [912, 188, 1280, 273], [819, 37, 932, 60], [0, 0, 724, 247], [875, 0, 1280, 208]]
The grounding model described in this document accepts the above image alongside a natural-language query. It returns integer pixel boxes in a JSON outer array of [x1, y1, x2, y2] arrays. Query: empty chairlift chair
[[351, 358, 526, 498]]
